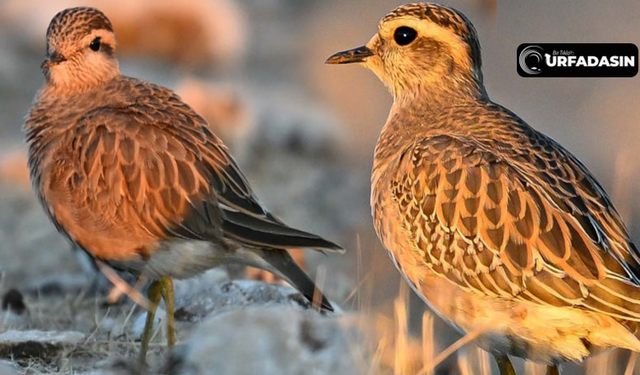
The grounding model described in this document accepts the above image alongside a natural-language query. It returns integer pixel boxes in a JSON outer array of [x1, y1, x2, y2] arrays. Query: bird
[[327, 3, 640, 375], [24, 6, 343, 363]]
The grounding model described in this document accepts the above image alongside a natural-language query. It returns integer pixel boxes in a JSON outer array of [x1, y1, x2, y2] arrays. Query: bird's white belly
[[106, 240, 225, 279], [106, 238, 279, 281]]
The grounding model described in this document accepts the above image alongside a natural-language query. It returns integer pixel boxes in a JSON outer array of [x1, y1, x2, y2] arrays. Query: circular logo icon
[[519, 45, 545, 75]]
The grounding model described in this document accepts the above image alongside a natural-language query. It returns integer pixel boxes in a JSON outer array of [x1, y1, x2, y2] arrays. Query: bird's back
[[26, 76, 342, 267], [26, 76, 215, 260], [372, 100, 640, 361]]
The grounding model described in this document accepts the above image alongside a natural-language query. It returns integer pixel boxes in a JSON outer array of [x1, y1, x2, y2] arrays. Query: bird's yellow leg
[[139, 280, 161, 364], [158, 276, 175, 347], [494, 354, 517, 375]]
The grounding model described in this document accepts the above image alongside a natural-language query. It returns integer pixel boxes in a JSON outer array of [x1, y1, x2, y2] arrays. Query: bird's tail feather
[[260, 249, 334, 312], [222, 211, 345, 253]]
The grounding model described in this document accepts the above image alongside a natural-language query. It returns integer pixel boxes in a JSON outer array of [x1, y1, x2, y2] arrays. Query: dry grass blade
[[416, 316, 502, 375], [394, 283, 410, 375], [343, 235, 371, 307], [343, 273, 372, 306], [95, 260, 150, 311], [586, 350, 615, 375], [625, 351, 637, 375], [422, 311, 434, 375], [458, 348, 473, 375], [313, 265, 327, 310]]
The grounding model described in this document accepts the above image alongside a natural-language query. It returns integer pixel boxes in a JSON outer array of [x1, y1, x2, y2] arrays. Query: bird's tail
[[221, 210, 345, 254], [260, 249, 334, 312]]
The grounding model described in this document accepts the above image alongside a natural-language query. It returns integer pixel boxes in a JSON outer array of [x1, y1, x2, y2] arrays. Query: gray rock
[[73, 359, 144, 375], [129, 308, 167, 341], [166, 307, 362, 375], [0, 330, 84, 361], [0, 360, 17, 375], [129, 278, 326, 344], [173, 280, 324, 324], [0, 311, 29, 330], [173, 268, 230, 299]]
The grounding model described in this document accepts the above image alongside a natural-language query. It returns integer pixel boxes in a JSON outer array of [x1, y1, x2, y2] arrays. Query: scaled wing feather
[[394, 133, 640, 321]]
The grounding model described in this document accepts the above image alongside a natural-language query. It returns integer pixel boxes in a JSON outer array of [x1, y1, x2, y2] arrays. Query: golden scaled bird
[[327, 3, 640, 375], [25, 7, 343, 363]]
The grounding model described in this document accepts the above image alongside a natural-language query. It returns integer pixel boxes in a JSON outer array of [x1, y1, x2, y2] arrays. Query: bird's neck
[[393, 75, 487, 114], [43, 60, 121, 95], [376, 78, 490, 157]]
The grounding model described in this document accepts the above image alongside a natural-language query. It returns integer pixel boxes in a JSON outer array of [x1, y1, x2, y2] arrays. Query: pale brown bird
[[327, 3, 640, 375], [25, 7, 343, 362]]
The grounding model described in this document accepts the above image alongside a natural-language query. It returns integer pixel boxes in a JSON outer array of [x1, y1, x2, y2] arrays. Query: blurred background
[[0, 0, 638, 374]]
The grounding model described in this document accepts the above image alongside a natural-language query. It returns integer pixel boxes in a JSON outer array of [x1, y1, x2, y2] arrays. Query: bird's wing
[[393, 134, 640, 321], [71, 94, 342, 252]]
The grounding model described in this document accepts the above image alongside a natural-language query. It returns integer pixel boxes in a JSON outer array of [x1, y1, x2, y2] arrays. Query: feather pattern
[[26, 77, 343, 264], [378, 102, 640, 323], [348, 1, 640, 366]]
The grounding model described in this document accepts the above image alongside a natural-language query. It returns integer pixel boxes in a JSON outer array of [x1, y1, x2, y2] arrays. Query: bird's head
[[42, 7, 120, 92], [326, 3, 485, 101]]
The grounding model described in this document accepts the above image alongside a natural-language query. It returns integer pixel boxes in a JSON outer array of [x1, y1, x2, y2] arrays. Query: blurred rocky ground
[[0, 0, 638, 374]]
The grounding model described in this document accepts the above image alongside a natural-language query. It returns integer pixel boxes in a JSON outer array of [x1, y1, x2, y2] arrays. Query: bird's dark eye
[[394, 26, 417, 46], [89, 37, 101, 51]]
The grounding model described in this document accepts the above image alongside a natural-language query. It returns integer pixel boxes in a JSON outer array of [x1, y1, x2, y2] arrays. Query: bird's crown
[[46, 7, 113, 55], [381, 3, 474, 37], [378, 3, 482, 78], [47, 7, 113, 41]]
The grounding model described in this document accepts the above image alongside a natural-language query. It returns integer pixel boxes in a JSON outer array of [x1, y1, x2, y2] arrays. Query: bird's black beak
[[41, 52, 67, 69], [325, 45, 374, 64]]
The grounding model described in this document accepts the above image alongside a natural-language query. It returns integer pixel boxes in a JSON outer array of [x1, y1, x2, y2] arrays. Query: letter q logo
[[518, 45, 545, 75]]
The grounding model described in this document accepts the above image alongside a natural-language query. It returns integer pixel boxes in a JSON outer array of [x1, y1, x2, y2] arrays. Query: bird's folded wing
[[73, 101, 342, 252], [394, 134, 640, 321]]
